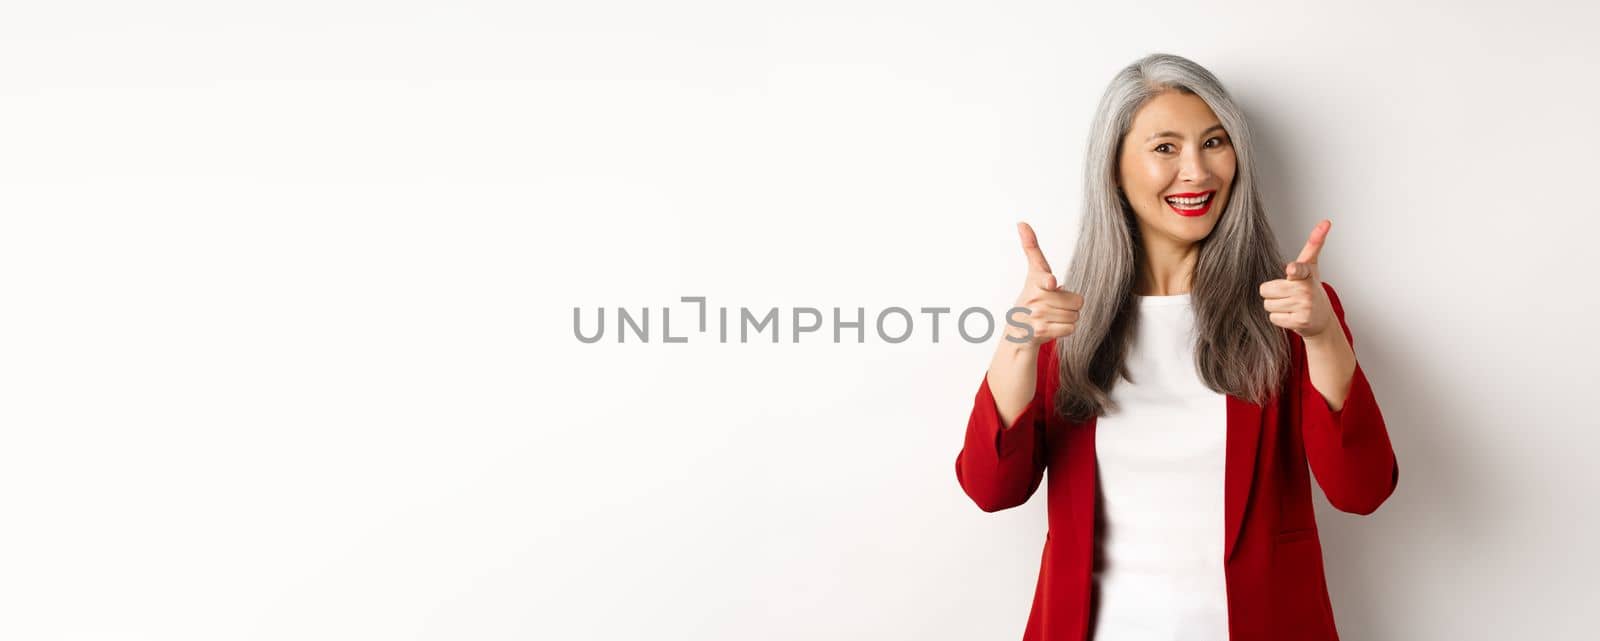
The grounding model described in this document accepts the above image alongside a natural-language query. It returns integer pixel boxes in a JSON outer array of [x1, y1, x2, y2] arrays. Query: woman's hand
[[1007, 222, 1084, 348], [1259, 219, 1338, 340]]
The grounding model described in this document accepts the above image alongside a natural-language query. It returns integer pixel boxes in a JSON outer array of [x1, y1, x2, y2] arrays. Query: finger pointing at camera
[[1010, 222, 1083, 347]]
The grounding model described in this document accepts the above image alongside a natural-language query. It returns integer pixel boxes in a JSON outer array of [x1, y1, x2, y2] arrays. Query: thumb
[[1040, 273, 1057, 290], [1285, 261, 1316, 281]]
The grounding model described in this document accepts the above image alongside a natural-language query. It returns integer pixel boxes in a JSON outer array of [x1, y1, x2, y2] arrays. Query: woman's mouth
[[1164, 191, 1215, 217]]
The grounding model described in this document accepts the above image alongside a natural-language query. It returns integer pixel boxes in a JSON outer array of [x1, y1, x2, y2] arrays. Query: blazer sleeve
[[954, 339, 1056, 513], [1300, 281, 1400, 515]]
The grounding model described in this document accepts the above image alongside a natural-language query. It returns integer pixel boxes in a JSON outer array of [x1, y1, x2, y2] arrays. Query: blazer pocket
[[1274, 528, 1318, 544]]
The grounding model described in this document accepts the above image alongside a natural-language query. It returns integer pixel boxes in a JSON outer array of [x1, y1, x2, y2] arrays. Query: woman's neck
[[1137, 239, 1199, 296]]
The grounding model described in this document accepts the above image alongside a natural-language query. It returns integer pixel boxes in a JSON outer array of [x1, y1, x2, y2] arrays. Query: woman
[[954, 53, 1399, 641]]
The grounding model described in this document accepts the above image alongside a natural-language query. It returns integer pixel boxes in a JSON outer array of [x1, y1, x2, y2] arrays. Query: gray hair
[[1053, 53, 1291, 422]]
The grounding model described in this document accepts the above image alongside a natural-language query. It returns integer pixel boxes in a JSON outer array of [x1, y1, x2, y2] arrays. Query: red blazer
[[955, 282, 1398, 641]]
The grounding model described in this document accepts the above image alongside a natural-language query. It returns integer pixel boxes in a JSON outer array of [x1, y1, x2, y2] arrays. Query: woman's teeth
[[1164, 193, 1209, 206], [1165, 193, 1212, 207]]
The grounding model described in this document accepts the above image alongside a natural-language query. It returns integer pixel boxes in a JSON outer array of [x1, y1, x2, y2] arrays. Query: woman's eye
[[1154, 143, 1173, 153], [1204, 136, 1227, 148]]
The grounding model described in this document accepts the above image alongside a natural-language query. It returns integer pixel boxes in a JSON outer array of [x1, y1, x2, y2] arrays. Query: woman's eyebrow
[[1146, 124, 1226, 142]]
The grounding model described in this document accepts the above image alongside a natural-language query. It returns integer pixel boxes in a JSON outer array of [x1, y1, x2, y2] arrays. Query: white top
[[1090, 292, 1230, 640]]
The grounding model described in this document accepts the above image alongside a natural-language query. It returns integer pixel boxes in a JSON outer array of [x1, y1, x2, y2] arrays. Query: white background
[[3, 1, 1598, 639]]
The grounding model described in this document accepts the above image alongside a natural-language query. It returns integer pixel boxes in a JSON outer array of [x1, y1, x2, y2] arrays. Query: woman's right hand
[[1008, 222, 1084, 349]]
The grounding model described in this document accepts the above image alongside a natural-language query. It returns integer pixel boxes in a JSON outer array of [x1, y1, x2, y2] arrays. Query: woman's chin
[[1171, 218, 1220, 243]]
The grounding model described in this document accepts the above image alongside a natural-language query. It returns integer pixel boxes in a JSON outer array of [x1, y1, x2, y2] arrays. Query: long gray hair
[[1053, 53, 1291, 422]]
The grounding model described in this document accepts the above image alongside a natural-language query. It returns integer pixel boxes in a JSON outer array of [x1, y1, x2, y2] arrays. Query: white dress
[[1090, 292, 1230, 640]]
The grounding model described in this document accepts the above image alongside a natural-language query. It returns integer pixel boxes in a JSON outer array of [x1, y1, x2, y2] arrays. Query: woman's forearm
[[1304, 329, 1356, 412], [986, 339, 1041, 430]]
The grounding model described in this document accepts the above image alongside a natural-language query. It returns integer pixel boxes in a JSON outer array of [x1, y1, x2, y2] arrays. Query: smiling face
[[1116, 90, 1237, 250]]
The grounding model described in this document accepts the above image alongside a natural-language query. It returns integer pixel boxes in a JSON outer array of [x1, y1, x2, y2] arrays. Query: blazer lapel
[[1224, 393, 1263, 562]]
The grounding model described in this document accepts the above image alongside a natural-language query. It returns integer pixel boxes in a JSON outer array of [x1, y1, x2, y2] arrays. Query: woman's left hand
[[1259, 219, 1339, 340]]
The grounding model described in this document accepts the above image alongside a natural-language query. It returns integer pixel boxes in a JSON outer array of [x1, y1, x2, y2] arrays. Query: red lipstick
[[1164, 190, 1216, 217]]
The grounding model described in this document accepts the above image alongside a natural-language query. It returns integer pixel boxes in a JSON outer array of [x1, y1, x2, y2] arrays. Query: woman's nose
[[1179, 148, 1212, 183]]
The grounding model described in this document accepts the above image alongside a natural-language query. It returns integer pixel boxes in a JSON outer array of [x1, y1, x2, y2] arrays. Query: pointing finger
[[1295, 219, 1331, 265], [1017, 221, 1054, 274]]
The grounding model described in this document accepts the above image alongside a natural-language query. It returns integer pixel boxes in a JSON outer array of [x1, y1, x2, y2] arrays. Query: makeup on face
[[1118, 91, 1237, 231]]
